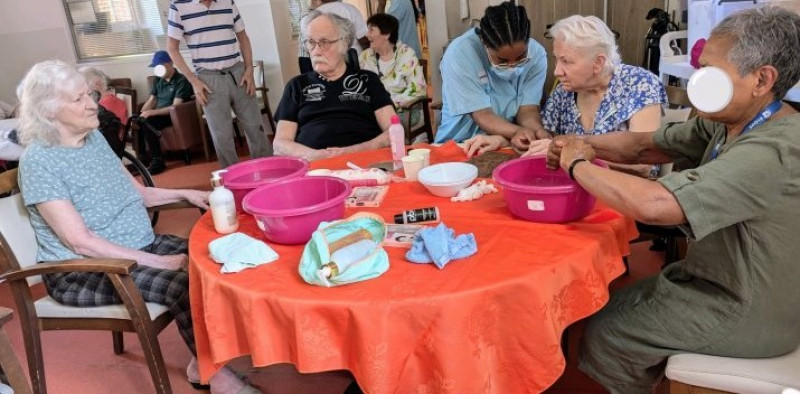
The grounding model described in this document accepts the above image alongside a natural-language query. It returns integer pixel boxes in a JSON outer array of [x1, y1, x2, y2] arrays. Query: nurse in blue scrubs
[[437, 1, 549, 158]]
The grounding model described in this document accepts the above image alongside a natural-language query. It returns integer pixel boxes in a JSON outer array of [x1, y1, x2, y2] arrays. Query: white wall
[[0, 0, 297, 109]]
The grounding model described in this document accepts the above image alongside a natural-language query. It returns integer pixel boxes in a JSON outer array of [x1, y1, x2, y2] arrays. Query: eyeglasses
[[486, 48, 531, 69], [491, 55, 531, 69], [304, 38, 342, 51]]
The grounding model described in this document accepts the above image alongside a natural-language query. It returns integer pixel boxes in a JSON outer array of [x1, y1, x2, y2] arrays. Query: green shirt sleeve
[[175, 76, 194, 102], [653, 116, 718, 169], [657, 130, 787, 241]]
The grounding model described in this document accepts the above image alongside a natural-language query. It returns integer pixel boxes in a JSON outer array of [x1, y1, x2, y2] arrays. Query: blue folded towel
[[405, 223, 477, 269]]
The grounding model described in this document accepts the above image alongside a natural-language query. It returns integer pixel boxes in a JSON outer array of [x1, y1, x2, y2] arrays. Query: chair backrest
[[347, 48, 359, 69], [253, 60, 266, 90], [114, 86, 137, 120], [665, 85, 696, 119], [0, 192, 40, 284], [109, 78, 132, 89], [660, 30, 688, 58]]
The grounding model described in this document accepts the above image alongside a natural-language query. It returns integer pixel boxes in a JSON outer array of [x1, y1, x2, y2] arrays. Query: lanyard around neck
[[709, 100, 782, 161]]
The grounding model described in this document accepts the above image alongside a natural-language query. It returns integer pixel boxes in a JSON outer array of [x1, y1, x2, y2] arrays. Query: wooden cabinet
[[518, 0, 606, 93], [517, 0, 665, 95]]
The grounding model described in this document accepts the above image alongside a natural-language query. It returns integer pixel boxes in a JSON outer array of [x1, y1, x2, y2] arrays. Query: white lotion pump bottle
[[209, 170, 239, 234]]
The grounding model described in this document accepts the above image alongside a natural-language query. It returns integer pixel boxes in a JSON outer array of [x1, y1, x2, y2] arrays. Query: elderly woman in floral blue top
[[511, 15, 667, 177]]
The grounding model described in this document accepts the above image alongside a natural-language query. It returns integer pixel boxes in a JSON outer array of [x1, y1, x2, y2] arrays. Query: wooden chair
[[397, 59, 434, 144], [0, 307, 32, 394], [0, 169, 195, 394], [109, 78, 137, 122], [253, 60, 276, 133], [665, 85, 696, 119]]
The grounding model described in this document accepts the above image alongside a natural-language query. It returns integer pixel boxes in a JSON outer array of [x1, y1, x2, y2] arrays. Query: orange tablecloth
[[189, 142, 637, 393]]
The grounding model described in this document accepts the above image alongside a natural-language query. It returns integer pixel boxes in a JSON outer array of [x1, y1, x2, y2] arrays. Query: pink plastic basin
[[223, 157, 310, 212], [242, 176, 352, 244], [492, 156, 607, 223]]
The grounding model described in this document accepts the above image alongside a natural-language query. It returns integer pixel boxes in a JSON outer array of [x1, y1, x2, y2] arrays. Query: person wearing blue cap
[[133, 50, 193, 174]]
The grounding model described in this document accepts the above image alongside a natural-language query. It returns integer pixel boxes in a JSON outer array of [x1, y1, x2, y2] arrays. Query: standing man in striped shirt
[[167, 0, 272, 168]]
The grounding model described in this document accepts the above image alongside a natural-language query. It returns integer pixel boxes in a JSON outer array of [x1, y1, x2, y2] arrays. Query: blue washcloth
[[209, 232, 279, 273], [405, 223, 477, 269]]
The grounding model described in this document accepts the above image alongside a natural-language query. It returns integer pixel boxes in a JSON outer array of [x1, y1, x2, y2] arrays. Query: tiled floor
[[0, 151, 668, 393]]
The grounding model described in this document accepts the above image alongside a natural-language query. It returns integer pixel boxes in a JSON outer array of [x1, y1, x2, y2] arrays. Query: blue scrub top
[[436, 29, 547, 143]]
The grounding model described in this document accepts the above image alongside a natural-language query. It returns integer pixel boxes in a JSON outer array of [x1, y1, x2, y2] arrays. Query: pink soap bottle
[[388, 115, 405, 170]]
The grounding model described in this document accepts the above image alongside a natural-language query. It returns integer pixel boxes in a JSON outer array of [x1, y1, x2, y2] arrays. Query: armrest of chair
[[0, 258, 136, 283], [169, 101, 200, 133], [169, 100, 198, 123], [0, 307, 12, 325], [0, 168, 19, 195], [397, 95, 428, 112], [165, 101, 202, 150], [430, 100, 442, 111]]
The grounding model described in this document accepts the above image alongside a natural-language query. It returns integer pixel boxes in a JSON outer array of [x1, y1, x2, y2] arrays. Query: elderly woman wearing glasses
[[274, 11, 396, 161], [513, 15, 666, 176], [437, 1, 548, 157]]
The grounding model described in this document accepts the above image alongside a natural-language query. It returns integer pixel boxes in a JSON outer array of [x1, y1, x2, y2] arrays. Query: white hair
[[78, 66, 111, 93], [550, 15, 621, 75], [16, 60, 86, 147], [305, 10, 355, 57], [713, 7, 800, 100]]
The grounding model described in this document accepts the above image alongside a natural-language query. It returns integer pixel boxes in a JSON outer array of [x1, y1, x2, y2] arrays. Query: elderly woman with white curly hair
[[509, 15, 666, 177], [16, 60, 257, 393], [274, 11, 396, 161], [545, 7, 800, 393]]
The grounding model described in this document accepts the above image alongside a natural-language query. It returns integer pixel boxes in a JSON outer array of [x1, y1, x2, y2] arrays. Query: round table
[[189, 143, 636, 393]]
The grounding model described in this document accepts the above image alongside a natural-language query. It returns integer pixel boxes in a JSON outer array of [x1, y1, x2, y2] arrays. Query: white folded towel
[[209, 233, 279, 273]]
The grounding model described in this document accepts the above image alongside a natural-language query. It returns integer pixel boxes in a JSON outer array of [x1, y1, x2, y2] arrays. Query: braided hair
[[476, 1, 530, 50]]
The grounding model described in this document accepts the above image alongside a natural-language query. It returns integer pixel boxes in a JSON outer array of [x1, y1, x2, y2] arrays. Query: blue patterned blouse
[[542, 64, 667, 135]]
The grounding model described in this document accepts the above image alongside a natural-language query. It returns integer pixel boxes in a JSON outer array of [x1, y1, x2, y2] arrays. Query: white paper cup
[[402, 155, 425, 180], [407, 148, 431, 168]]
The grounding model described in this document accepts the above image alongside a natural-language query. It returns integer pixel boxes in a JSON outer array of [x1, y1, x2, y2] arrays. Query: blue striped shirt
[[168, 0, 246, 70]]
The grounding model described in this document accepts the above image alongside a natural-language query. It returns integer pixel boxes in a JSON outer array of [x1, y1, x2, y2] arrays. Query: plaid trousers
[[43, 234, 196, 354]]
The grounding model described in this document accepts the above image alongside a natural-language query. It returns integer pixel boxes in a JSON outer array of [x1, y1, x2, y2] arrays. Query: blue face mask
[[490, 65, 524, 81]]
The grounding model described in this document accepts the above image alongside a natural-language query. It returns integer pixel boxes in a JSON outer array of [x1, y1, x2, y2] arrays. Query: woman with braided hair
[[436, 1, 548, 158]]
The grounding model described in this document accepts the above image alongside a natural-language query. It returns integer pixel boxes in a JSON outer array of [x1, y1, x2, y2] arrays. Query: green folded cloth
[[209, 233, 279, 273]]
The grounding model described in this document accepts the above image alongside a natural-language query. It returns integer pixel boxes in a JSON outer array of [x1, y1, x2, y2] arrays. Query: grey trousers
[[197, 62, 273, 168]]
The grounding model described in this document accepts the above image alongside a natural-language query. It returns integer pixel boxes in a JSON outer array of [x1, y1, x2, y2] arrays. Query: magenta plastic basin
[[242, 176, 352, 244], [223, 157, 310, 212], [492, 156, 606, 223]]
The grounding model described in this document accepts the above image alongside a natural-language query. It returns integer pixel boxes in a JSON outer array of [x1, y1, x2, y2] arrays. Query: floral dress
[[359, 42, 427, 127], [542, 64, 667, 135]]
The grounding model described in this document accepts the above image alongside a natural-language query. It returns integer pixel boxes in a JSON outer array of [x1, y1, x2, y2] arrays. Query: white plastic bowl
[[417, 162, 478, 197]]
